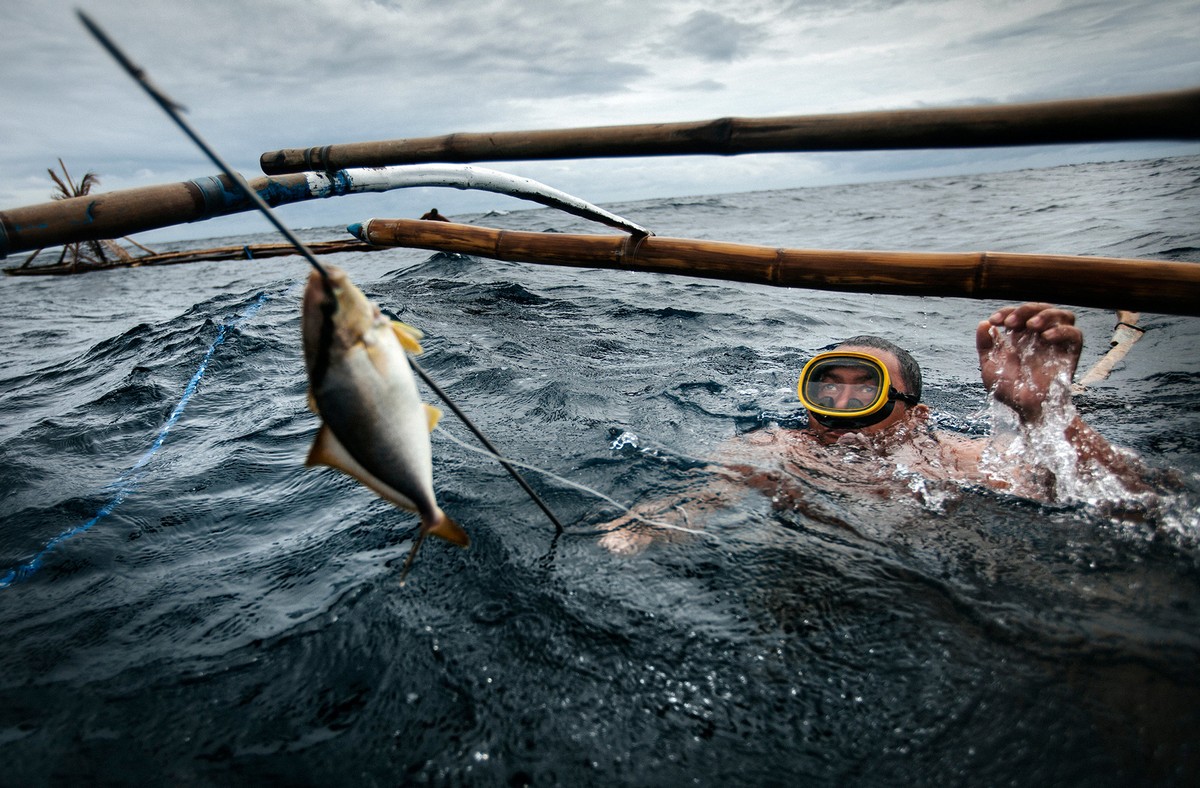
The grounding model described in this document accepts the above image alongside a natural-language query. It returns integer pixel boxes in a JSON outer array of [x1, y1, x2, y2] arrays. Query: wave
[[1, 155, 1198, 784]]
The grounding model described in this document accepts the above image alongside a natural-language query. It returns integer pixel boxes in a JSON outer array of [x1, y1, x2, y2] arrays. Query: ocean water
[[1, 155, 1198, 785]]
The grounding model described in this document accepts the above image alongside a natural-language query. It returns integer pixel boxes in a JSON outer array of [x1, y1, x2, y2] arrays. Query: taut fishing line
[[0, 293, 269, 589], [432, 427, 714, 539]]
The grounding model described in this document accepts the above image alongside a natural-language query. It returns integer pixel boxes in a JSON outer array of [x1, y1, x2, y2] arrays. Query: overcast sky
[[2, 0, 1198, 243]]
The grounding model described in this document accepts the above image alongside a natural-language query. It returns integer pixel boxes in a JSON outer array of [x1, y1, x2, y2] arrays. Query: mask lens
[[798, 353, 889, 418]]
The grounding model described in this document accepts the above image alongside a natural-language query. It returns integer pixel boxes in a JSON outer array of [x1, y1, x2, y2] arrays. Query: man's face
[[804, 346, 914, 442], [809, 364, 881, 412]]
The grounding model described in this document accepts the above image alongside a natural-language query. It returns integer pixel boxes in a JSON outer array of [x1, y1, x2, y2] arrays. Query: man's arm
[[595, 430, 795, 554], [976, 302, 1148, 488], [595, 473, 749, 555]]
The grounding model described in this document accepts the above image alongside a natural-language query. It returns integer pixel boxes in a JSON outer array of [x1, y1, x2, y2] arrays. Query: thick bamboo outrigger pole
[[0, 164, 649, 260], [261, 87, 1200, 174], [351, 219, 1200, 317]]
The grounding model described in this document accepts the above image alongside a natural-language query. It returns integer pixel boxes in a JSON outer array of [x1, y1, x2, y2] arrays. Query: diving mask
[[797, 351, 919, 428]]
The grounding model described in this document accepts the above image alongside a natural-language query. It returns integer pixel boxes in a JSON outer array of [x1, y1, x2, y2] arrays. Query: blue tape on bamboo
[[0, 292, 269, 589]]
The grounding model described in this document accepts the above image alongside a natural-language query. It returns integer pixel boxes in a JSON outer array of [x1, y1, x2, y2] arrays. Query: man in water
[[800, 302, 1138, 472], [600, 302, 1149, 552], [420, 208, 451, 222]]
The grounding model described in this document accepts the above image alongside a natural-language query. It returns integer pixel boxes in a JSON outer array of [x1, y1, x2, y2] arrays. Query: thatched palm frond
[[78, 172, 100, 195], [47, 167, 71, 200], [49, 158, 99, 200], [42, 159, 122, 268]]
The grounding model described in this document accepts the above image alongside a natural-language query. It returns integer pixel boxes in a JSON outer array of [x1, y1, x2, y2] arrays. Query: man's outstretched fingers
[[976, 320, 997, 353], [1001, 302, 1058, 329]]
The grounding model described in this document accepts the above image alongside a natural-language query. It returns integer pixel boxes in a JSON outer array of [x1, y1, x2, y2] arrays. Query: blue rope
[[0, 292, 269, 589]]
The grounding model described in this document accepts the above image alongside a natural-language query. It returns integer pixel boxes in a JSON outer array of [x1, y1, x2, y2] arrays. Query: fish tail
[[397, 509, 469, 585], [427, 509, 469, 547]]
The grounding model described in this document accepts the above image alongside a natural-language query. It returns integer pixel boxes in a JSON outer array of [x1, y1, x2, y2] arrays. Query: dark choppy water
[[2, 156, 1199, 785]]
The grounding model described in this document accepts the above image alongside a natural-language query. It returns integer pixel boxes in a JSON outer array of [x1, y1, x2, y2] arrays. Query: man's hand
[[976, 302, 1083, 422]]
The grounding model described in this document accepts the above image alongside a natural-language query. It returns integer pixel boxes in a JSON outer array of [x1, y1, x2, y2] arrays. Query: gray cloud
[[682, 79, 727, 92], [1, 0, 1197, 242], [672, 10, 765, 62]]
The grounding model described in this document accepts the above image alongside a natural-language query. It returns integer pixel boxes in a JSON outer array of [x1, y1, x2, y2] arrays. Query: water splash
[[893, 464, 954, 513], [610, 430, 640, 451], [978, 330, 1152, 508]]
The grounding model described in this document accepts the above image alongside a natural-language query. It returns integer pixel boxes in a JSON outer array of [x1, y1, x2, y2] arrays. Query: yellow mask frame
[[798, 350, 901, 420]]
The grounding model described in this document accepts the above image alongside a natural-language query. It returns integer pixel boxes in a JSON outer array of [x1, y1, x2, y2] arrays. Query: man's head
[[836, 335, 922, 402], [800, 335, 924, 441]]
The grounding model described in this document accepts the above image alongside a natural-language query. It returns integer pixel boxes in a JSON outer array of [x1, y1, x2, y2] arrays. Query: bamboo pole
[[261, 87, 1200, 174], [0, 164, 647, 259], [352, 219, 1200, 317], [0, 176, 264, 258], [1073, 311, 1146, 390], [3, 238, 380, 276]]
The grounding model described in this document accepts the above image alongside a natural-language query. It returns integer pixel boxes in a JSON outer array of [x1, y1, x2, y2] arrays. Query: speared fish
[[302, 264, 468, 579], [77, 12, 588, 573]]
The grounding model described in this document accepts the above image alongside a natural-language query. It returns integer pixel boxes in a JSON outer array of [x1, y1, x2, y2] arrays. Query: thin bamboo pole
[[3, 238, 380, 276], [1074, 311, 1147, 390], [353, 219, 1200, 317], [261, 87, 1200, 174]]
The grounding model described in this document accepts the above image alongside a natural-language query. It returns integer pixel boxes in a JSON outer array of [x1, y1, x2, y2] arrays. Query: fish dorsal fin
[[391, 320, 424, 354], [424, 403, 442, 432], [392, 319, 425, 341]]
